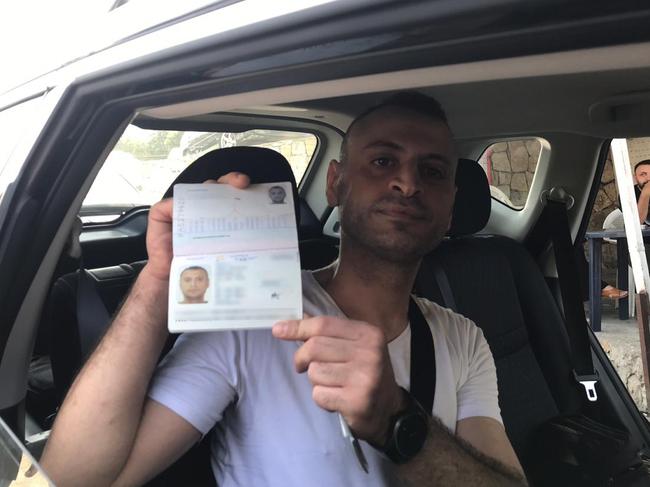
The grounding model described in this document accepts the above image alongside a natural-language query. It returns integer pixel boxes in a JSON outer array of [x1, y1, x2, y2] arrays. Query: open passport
[[168, 182, 303, 332]]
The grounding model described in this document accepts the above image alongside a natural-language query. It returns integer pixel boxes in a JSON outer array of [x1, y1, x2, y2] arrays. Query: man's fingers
[[272, 316, 362, 342], [212, 172, 250, 188], [307, 362, 349, 387], [149, 198, 173, 224], [312, 385, 344, 413], [294, 336, 354, 372]]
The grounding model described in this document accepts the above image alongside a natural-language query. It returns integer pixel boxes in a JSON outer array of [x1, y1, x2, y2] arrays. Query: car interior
[[4, 4, 650, 484]]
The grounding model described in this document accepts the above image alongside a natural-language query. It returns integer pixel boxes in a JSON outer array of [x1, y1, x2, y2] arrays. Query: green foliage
[[115, 131, 183, 160]]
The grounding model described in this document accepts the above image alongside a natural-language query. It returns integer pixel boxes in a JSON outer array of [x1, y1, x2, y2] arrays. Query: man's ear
[[326, 159, 343, 207]]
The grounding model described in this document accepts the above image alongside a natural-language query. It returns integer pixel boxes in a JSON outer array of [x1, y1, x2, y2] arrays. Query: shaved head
[[340, 91, 450, 164]]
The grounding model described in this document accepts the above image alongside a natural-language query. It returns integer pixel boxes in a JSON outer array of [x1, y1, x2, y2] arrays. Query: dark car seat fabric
[[298, 198, 325, 240], [416, 159, 588, 477], [418, 237, 581, 462], [448, 158, 491, 236], [49, 261, 147, 400]]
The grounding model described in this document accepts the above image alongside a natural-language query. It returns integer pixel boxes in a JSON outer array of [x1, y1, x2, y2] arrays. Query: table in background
[[585, 228, 650, 331]]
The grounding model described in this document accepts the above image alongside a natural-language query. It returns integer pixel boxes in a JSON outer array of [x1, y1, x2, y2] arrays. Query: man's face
[[180, 268, 209, 302], [635, 164, 650, 189], [269, 186, 286, 203], [327, 107, 457, 264]]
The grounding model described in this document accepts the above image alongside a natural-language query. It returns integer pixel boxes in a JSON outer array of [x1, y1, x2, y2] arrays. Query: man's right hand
[[144, 172, 251, 281]]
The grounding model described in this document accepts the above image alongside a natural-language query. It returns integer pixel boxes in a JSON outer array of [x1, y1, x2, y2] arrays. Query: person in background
[[634, 159, 650, 224]]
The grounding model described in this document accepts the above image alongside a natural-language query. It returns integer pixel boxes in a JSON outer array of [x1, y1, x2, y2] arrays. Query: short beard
[[339, 195, 448, 265]]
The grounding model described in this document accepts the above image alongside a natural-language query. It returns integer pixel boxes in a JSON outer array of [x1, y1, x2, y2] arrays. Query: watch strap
[[382, 388, 429, 464]]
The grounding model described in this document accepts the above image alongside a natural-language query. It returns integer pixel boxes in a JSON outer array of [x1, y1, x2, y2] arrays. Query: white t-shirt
[[148, 271, 501, 486]]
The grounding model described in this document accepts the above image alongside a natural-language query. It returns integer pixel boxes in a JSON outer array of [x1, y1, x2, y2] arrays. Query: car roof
[[138, 41, 650, 141], [0, 0, 337, 97]]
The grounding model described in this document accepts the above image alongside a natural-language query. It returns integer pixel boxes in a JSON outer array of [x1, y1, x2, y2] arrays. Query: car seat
[[415, 159, 648, 485]]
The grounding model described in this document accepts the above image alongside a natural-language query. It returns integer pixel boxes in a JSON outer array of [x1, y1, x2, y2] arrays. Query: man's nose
[[390, 164, 421, 197]]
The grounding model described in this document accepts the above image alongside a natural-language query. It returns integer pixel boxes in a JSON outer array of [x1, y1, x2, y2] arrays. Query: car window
[[477, 138, 545, 210], [584, 137, 650, 414], [0, 96, 45, 206], [81, 125, 318, 223]]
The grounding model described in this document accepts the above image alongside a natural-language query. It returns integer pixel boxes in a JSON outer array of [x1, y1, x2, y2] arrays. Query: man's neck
[[182, 297, 204, 304], [314, 245, 419, 342]]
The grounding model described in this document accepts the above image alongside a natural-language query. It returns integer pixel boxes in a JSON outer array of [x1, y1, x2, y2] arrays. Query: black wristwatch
[[381, 388, 430, 464]]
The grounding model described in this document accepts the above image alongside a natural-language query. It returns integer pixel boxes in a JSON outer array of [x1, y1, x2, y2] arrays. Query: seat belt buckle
[[574, 371, 599, 402]]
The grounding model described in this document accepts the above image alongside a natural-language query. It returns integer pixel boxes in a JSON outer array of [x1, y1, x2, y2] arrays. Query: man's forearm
[[41, 266, 170, 486], [395, 417, 527, 487]]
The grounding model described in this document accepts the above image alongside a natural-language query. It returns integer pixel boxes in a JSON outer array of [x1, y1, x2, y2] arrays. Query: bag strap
[[527, 199, 600, 405], [409, 297, 436, 414]]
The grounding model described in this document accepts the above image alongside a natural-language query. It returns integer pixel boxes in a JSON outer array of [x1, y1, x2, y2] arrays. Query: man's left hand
[[272, 316, 405, 445]]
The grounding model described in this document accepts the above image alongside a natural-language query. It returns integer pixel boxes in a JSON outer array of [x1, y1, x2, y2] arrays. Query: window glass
[[0, 96, 45, 205], [586, 137, 650, 414], [477, 138, 542, 209], [81, 126, 318, 223]]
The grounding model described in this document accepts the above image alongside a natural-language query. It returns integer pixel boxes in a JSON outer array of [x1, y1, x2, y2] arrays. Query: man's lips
[[375, 205, 428, 220]]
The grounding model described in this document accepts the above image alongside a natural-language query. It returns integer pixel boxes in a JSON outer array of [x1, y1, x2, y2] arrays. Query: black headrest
[[163, 147, 300, 222], [447, 158, 491, 236]]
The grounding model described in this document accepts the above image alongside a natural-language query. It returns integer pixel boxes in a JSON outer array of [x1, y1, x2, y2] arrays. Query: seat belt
[[414, 261, 458, 313], [409, 297, 436, 414], [77, 267, 111, 360], [526, 197, 600, 404], [431, 266, 458, 313]]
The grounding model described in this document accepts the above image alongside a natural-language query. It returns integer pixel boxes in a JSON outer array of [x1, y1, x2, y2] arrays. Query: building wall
[[487, 140, 541, 208]]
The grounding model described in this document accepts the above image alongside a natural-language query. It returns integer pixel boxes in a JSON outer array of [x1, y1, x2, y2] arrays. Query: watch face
[[395, 414, 428, 458]]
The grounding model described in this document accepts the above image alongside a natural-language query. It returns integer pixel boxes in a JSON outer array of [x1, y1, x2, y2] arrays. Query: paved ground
[[594, 302, 648, 413]]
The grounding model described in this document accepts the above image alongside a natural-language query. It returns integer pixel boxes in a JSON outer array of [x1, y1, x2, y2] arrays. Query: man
[[635, 159, 650, 224], [179, 266, 210, 304], [268, 185, 287, 204], [41, 92, 526, 486]]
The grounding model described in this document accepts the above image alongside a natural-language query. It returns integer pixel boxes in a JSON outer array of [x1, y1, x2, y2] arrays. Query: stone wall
[[598, 331, 648, 413], [481, 139, 541, 208], [627, 137, 650, 164]]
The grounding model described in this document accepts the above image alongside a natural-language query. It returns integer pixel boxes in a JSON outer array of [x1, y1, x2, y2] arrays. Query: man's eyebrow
[[363, 140, 452, 165], [363, 140, 404, 151]]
